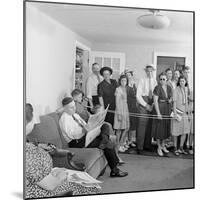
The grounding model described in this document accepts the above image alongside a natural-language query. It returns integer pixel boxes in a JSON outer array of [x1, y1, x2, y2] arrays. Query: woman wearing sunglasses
[[151, 72, 173, 156]]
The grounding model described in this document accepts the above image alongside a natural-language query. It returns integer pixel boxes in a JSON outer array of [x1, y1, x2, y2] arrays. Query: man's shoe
[[136, 149, 144, 155], [110, 169, 128, 178]]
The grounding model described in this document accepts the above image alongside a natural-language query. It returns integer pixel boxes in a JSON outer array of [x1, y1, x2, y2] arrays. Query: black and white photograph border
[[24, 0, 195, 199], [1, 0, 200, 200]]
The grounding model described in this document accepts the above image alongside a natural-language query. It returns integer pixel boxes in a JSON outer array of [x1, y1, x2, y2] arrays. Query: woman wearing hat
[[97, 67, 118, 127]]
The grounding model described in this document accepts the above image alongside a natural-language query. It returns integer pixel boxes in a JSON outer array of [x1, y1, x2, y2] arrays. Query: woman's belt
[[158, 99, 169, 103]]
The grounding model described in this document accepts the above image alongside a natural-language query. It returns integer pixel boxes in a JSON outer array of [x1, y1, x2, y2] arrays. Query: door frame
[[153, 51, 187, 77], [73, 41, 91, 89]]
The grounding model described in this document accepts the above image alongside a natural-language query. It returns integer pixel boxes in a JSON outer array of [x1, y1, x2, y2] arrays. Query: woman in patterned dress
[[171, 76, 190, 155], [114, 75, 130, 152], [25, 142, 101, 199]]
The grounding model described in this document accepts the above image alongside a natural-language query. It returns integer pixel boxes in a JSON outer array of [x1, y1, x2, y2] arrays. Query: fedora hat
[[144, 64, 156, 71]]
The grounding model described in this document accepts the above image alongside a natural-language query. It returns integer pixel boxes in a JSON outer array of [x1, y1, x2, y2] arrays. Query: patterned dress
[[171, 87, 190, 136], [25, 143, 101, 199], [114, 87, 130, 130]]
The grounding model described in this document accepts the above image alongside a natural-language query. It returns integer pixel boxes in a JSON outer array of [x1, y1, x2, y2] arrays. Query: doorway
[[155, 55, 186, 81], [74, 43, 90, 94]]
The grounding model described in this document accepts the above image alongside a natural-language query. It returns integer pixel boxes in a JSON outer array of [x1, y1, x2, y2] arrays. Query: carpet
[[98, 153, 194, 194]]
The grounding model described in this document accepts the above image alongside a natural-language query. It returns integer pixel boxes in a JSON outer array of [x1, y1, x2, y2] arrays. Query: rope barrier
[[84, 104, 193, 120]]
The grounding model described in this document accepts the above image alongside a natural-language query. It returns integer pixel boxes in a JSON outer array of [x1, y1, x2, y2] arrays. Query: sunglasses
[[160, 78, 166, 81]]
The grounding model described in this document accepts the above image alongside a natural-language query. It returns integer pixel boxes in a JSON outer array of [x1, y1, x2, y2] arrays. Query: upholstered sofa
[[27, 112, 107, 178]]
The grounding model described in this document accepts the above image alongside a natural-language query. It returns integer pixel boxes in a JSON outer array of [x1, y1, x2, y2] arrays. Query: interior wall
[[92, 42, 193, 86], [26, 3, 92, 118]]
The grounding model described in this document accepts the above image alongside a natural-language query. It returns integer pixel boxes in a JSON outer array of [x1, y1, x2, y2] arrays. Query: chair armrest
[[51, 149, 85, 171], [50, 149, 74, 158]]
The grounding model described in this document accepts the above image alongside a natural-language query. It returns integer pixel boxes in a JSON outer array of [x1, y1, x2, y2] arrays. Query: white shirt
[[59, 112, 86, 143], [86, 73, 103, 99], [171, 81, 177, 90], [136, 77, 157, 107]]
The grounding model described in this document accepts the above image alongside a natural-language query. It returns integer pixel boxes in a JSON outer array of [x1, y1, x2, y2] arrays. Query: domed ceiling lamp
[[137, 10, 170, 29]]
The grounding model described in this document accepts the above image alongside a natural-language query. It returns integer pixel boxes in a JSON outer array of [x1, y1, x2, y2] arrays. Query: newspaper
[[37, 168, 102, 191], [66, 169, 102, 188], [86, 105, 109, 131], [85, 106, 109, 147]]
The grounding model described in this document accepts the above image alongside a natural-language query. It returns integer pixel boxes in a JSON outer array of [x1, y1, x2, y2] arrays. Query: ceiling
[[30, 2, 193, 45]]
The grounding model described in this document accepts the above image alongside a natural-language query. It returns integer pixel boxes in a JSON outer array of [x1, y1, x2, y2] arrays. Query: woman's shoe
[[118, 156, 125, 165], [118, 146, 126, 153], [124, 144, 130, 149], [157, 148, 164, 157], [162, 146, 169, 153], [177, 149, 182, 154], [178, 149, 188, 155], [181, 149, 188, 155], [189, 149, 194, 155], [174, 150, 180, 156], [130, 142, 136, 148]]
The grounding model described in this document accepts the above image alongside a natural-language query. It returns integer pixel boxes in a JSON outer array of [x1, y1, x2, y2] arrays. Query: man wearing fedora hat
[[136, 64, 157, 154]]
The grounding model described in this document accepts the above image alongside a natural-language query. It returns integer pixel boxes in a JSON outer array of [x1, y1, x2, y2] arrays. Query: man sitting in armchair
[[59, 97, 128, 178]]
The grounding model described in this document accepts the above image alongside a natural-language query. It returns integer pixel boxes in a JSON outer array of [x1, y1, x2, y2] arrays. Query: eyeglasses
[[160, 78, 166, 81]]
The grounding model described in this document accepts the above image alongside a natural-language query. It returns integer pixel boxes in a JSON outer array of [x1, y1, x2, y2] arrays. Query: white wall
[[92, 42, 193, 86], [26, 4, 92, 118]]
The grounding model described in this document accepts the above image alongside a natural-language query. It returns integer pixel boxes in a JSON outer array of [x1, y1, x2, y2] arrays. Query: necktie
[[97, 75, 101, 83], [148, 78, 153, 99], [72, 115, 84, 128]]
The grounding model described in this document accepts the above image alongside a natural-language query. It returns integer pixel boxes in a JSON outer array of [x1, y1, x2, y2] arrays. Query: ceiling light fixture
[[137, 10, 170, 30]]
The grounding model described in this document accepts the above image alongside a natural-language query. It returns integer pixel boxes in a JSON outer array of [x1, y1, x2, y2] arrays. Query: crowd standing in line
[[85, 63, 194, 156]]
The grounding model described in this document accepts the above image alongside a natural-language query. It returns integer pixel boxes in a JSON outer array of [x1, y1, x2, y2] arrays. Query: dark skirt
[[151, 102, 171, 140], [104, 103, 115, 127], [128, 98, 137, 130]]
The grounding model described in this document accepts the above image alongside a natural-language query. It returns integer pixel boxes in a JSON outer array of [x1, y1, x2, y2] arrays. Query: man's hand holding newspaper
[[85, 105, 109, 147]]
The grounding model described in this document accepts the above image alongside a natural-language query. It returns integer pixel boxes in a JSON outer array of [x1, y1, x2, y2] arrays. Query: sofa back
[[47, 112, 69, 148], [27, 113, 68, 149]]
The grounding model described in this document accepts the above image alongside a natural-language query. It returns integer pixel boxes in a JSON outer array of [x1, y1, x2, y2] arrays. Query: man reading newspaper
[[59, 97, 128, 178]]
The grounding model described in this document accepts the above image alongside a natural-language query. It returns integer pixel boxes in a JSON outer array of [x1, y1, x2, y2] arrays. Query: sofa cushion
[[27, 115, 63, 149], [69, 148, 107, 178]]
